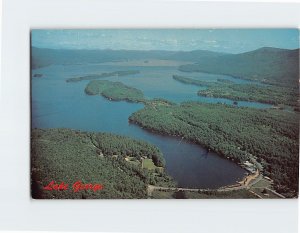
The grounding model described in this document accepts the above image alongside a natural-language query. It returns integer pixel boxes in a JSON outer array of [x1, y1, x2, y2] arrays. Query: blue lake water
[[31, 63, 270, 188]]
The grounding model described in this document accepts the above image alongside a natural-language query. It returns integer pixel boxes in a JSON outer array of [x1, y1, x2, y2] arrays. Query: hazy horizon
[[31, 29, 299, 54]]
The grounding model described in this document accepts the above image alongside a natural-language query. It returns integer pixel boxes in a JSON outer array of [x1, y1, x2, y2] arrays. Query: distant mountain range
[[179, 47, 299, 87], [31, 47, 225, 69], [31, 46, 299, 87]]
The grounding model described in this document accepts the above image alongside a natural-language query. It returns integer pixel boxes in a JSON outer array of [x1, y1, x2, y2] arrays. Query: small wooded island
[[84, 80, 144, 102], [66, 70, 140, 83]]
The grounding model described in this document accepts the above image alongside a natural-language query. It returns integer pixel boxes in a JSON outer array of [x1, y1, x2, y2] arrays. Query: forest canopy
[[173, 75, 299, 107], [129, 102, 299, 197], [31, 128, 174, 199], [85, 80, 144, 102]]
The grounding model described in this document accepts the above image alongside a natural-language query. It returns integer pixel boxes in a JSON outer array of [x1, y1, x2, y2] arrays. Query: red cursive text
[[43, 181, 68, 191], [72, 180, 103, 192], [43, 180, 103, 192]]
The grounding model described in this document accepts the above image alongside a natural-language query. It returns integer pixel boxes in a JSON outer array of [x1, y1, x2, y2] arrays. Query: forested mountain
[[179, 47, 299, 87]]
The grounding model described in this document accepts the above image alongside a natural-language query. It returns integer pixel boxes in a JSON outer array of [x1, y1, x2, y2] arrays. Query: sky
[[31, 29, 299, 54]]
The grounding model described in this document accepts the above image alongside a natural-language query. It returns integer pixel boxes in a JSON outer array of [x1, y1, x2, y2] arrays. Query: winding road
[[147, 169, 284, 198]]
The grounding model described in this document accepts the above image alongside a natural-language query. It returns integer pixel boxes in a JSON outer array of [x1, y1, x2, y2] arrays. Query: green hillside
[[179, 47, 299, 87]]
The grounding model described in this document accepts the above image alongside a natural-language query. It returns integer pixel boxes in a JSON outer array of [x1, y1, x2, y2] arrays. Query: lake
[[32, 63, 270, 189]]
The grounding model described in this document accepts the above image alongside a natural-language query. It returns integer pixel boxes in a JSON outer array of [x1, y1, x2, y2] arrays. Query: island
[[84, 80, 145, 103], [66, 70, 140, 83]]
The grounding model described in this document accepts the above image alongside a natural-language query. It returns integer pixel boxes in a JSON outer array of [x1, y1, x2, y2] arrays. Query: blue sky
[[31, 29, 299, 53]]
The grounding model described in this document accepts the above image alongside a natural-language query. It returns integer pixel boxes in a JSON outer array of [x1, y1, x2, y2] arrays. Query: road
[[147, 168, 283, 198]]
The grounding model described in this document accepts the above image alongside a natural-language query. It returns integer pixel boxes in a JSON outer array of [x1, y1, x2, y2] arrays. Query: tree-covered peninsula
[[129, 102, 299, 197], [31, 128, 174, 199], [85, 80, 144, 102], [173, 75, 299, 107]]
